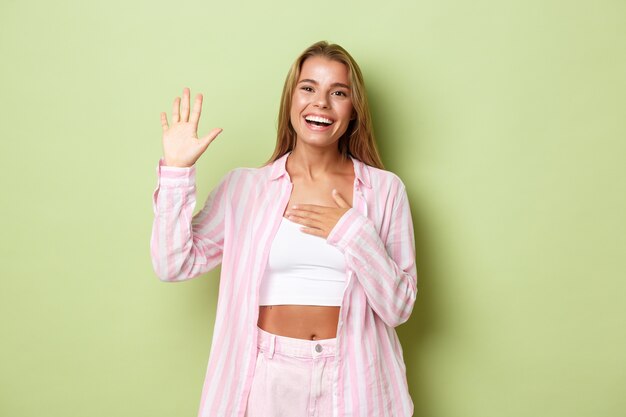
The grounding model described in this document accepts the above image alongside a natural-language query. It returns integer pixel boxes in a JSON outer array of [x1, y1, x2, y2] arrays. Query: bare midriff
[[257, 305, 340, 340]]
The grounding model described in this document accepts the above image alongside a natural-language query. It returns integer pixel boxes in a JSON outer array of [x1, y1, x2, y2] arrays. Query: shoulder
[[356, 161, 411, 213], [361, 162, 407, 192], [218, 162, 274, 189]]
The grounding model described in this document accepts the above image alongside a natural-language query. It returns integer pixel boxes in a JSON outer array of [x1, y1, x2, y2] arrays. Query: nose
[[313, 91, 329, 108]]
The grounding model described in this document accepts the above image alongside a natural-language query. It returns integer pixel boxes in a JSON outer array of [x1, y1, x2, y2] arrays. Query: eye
[[300, 86, 314, 92], [332, 90, 348, 97]]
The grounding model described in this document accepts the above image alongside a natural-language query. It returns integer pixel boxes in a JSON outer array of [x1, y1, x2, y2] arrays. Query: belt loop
[[268, 334, 276, 359]]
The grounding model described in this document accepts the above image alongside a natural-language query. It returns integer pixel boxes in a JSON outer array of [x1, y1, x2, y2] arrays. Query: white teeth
[[305, 115, 334, 124]]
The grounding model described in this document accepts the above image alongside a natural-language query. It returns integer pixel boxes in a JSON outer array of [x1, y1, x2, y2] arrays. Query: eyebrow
[[297, 79, 351, 90]]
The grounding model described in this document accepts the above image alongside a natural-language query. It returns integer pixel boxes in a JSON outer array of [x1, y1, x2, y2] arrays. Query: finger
[[289, 204, 326, 214], [332, 189, 351, 208], [286, 213, 322, 229], [160, 112, 169, 132], [181, 87, 190, 122], [189, 93, 203, 127], [198, 128, 223, 150], [298, 226, 326, 238], [286, 209, 323, 223], [172, 97, 180, 123]]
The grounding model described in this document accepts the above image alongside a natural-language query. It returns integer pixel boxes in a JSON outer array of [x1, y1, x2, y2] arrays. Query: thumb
[[198, 128, 223, 150], [332, 189, 350, 208]]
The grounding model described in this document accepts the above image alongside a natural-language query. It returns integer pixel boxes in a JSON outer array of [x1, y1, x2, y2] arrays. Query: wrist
[[163, 158, 193, 168]]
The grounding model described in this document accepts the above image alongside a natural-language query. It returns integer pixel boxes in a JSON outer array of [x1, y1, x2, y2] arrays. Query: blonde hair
[[265, 41, 384, 169]]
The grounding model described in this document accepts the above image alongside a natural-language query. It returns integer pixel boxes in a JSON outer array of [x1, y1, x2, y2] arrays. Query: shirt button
[[315, 344, 323, 353]]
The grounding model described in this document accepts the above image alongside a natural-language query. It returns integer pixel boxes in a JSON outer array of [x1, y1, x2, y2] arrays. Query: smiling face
[[289, 56, 355, 151]]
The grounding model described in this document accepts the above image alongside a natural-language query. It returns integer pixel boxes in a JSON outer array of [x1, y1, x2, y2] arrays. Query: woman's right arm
[[150, 88, 225, 282]]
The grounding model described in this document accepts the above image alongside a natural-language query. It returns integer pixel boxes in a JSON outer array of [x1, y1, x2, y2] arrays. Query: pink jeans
[[244, 326, 337, 417]]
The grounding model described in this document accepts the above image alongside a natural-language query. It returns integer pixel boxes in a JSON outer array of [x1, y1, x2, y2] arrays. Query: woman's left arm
[[326, 185, 417, 328]]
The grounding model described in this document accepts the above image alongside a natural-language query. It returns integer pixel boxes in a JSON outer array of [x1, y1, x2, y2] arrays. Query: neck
[[287, 144, 348, 181]]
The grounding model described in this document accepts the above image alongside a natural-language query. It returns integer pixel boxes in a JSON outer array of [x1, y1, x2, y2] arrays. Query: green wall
[[1, 1, 624, 416]]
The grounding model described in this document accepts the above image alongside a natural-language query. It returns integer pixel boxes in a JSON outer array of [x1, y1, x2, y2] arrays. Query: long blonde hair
[[265, 41, 384, 169]]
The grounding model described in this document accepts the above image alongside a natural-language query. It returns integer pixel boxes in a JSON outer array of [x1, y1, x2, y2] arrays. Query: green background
[[1, 0, 624, 416]]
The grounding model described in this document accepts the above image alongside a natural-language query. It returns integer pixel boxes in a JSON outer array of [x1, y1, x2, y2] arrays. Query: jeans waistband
[[256, 326, 336, 359]]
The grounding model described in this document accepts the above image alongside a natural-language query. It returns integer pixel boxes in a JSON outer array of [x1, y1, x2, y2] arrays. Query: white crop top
[[258, 216, 347, 306]]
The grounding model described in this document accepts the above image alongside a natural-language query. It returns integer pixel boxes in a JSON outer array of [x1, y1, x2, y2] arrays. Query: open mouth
[[304, 115, 334, 127]]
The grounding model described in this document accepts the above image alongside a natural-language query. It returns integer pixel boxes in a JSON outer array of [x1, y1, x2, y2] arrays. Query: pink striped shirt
[[151, 151, 417, 416]]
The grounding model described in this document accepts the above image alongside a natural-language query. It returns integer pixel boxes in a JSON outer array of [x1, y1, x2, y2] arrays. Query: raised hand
[[160, 87, 223, 167]]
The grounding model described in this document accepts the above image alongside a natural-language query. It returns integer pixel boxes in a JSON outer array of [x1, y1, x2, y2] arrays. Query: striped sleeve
[[150, 158, 229, 282], [326, 185, 417, 327]]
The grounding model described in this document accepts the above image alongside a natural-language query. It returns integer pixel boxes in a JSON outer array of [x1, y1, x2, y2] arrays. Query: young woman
[[151, 41, 417, 417]]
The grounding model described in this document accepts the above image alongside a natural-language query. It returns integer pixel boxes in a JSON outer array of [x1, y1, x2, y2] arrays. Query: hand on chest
[[282, 173, 356, 240]]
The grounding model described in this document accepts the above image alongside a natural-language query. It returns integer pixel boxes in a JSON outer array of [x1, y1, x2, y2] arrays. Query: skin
[[160, 56, 357, 340]]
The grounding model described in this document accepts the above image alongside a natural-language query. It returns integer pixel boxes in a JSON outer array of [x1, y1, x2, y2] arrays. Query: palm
[[160, 87, 222, 167]]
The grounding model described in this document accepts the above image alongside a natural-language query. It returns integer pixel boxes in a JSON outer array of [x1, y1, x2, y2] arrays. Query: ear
[[350, 109, 357, 120]]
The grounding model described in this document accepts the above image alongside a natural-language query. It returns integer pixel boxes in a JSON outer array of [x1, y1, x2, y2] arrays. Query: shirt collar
[[268, 150, 372, 189]]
